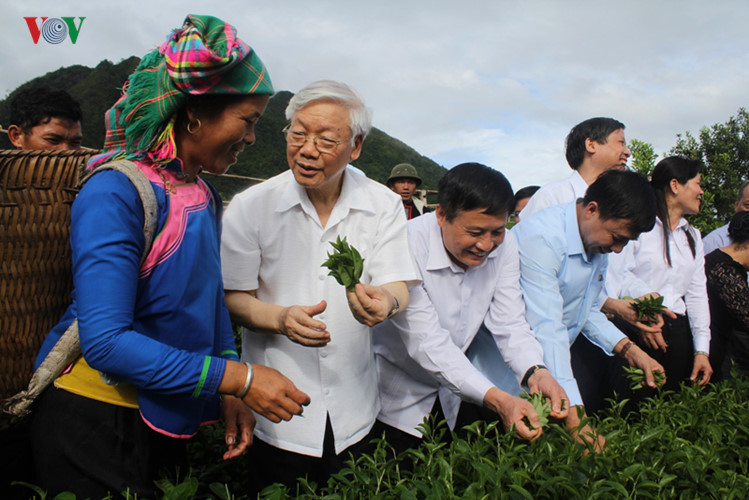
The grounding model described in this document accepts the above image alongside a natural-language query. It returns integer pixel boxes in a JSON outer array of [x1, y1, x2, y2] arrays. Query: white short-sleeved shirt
[[374, 213, 544, 436], [519, 170, 587, 220], [221, 167, 420, 456]]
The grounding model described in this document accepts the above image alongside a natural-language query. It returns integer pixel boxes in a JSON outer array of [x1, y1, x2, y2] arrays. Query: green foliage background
[[0, 59, 447, 202], [629, 108, 749, 234]]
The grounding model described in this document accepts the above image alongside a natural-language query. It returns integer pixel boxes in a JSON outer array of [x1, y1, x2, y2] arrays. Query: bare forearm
[[381, 281, 410, 313], [224, 290, 282, 333]]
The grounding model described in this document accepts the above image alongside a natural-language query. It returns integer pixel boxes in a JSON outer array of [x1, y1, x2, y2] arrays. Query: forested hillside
[[0, 59, 447, 200]]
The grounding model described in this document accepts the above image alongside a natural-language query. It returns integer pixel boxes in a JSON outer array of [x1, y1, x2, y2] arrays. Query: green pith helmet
[[387, 163, 422, 187]]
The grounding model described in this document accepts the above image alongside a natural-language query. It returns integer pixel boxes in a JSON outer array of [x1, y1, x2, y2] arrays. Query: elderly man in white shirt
[[221, 80, 420, 493], [374, 163, 568, 453]]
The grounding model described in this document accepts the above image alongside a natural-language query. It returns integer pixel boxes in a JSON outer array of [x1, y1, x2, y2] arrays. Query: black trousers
[[0, 419, 35, 500], [570, 333, 632, 415], [711, 327, 749, 382], [632, 314, 694, 393], [245, 415, 377, 496], [31, 386, 187, 499]]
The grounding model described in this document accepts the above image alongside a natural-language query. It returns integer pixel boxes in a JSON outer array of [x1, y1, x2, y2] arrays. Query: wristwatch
[[387, 296, 400, 318], [521, 364, 547, 386]]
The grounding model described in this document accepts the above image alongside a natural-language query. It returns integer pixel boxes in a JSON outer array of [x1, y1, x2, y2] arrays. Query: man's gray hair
[[285, 80, 373, 139]]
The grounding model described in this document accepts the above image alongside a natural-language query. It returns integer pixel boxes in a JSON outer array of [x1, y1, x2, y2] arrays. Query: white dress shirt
[[519, 170, 588, 220], [374, 213, 544, 436], [221, 167, 420, 456], [607, 217, 711, 352]]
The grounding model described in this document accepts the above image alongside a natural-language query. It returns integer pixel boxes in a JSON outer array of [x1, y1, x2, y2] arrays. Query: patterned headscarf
[[92, 14, 273, 167]]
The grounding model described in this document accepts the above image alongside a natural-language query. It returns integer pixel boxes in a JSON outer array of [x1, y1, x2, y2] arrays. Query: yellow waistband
[[55, 356, 139, 408]]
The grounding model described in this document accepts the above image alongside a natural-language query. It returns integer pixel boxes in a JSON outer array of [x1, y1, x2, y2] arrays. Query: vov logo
[[24, 17, 86, 45]]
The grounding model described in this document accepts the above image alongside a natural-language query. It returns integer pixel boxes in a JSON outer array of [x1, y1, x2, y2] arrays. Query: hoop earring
[[187, 119, 201, 135]]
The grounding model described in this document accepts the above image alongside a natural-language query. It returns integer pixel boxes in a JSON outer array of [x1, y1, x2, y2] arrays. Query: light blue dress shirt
[[512, 202, 626, 407], [703, 223, 730, 255]]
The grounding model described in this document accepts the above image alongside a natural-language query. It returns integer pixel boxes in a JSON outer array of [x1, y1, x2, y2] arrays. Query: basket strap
[[78, 159, 159, 264], [2, 160, 159, 418]]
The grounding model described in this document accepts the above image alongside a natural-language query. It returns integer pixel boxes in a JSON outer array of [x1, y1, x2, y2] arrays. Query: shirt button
[[319, 274, 326, 280], [320, 350, 328, 358], [325, 389, 331, 396]]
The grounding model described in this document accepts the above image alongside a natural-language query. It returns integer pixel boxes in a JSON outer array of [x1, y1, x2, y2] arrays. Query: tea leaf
[[321, 236, 365, 291]]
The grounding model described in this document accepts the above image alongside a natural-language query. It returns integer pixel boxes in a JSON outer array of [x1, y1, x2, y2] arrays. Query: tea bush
[[19, 376, 749, 498]]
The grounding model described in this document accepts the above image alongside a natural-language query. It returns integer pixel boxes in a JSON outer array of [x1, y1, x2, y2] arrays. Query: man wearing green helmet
[[387, 163, 427, 219]]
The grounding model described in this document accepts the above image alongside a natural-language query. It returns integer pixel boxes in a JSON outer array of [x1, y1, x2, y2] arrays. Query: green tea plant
[[15, 376, 749, 499]]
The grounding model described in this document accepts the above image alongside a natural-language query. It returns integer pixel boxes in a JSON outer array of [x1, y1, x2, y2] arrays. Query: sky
[[2, 0, 748, 189]]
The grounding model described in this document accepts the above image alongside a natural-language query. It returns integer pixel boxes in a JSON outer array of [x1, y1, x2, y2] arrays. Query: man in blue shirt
[[512, 170, 665, 450]]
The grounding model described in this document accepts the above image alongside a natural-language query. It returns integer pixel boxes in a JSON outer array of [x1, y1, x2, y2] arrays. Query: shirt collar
[[570, 170, 589, 200], [654, 216, 689, 233], [276, 166, 376, 216], [564, 202, 589, 261]]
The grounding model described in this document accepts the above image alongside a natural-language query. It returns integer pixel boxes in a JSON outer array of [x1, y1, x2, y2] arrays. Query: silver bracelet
[[695, 350, 709, 357], [236, 362, 253, 400]]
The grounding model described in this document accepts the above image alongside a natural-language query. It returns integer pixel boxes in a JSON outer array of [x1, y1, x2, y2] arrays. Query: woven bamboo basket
[[0, 149, 96, 428]]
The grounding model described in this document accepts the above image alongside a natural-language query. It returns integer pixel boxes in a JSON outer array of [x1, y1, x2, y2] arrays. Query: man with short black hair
[[374, 163, 568, 453], [519, 117, 665, 380], [6, 87, 83, 150], [520, 117, 630, 219], [511, 170, 665, 448]]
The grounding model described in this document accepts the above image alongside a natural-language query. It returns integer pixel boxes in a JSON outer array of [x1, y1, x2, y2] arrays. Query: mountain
[[0, 59, 447, 200]]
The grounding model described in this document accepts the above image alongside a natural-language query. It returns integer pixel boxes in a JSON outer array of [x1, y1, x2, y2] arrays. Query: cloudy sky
[[2, 0, 747, 189]]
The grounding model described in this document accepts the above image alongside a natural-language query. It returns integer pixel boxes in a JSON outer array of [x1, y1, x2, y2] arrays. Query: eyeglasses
[[282, 125, 352, 154]]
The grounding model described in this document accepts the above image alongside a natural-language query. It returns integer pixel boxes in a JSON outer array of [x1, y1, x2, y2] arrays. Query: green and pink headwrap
[[93, 14, 273, 166]]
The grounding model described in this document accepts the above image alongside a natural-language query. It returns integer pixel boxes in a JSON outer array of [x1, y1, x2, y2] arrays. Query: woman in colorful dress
[[30, 14, 309, 498]]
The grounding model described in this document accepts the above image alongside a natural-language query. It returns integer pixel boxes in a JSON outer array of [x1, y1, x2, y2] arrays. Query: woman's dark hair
[[565, 117, 625, 170], [728, 211, 749, 246], [181, 93, 255, 122], [650, 156, 703, 266], [437, 163, 514, 222], [582, 170, 656, 234]]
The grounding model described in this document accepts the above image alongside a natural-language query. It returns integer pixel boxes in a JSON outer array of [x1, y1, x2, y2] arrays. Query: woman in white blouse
[[613, 156, 713, 391]]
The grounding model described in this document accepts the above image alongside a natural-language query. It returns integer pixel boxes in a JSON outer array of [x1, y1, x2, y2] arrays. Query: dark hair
[[737, 181, 749, 204], [650, 156, 703, 266], [582, 170, 656, 234], [565, 117, 625, 170], [513, 185, 540, 208], [728, 211, 749, 246], [9, 87, 82, 133], [182, 93, 256, 121], [437, 163, 514, 222]]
